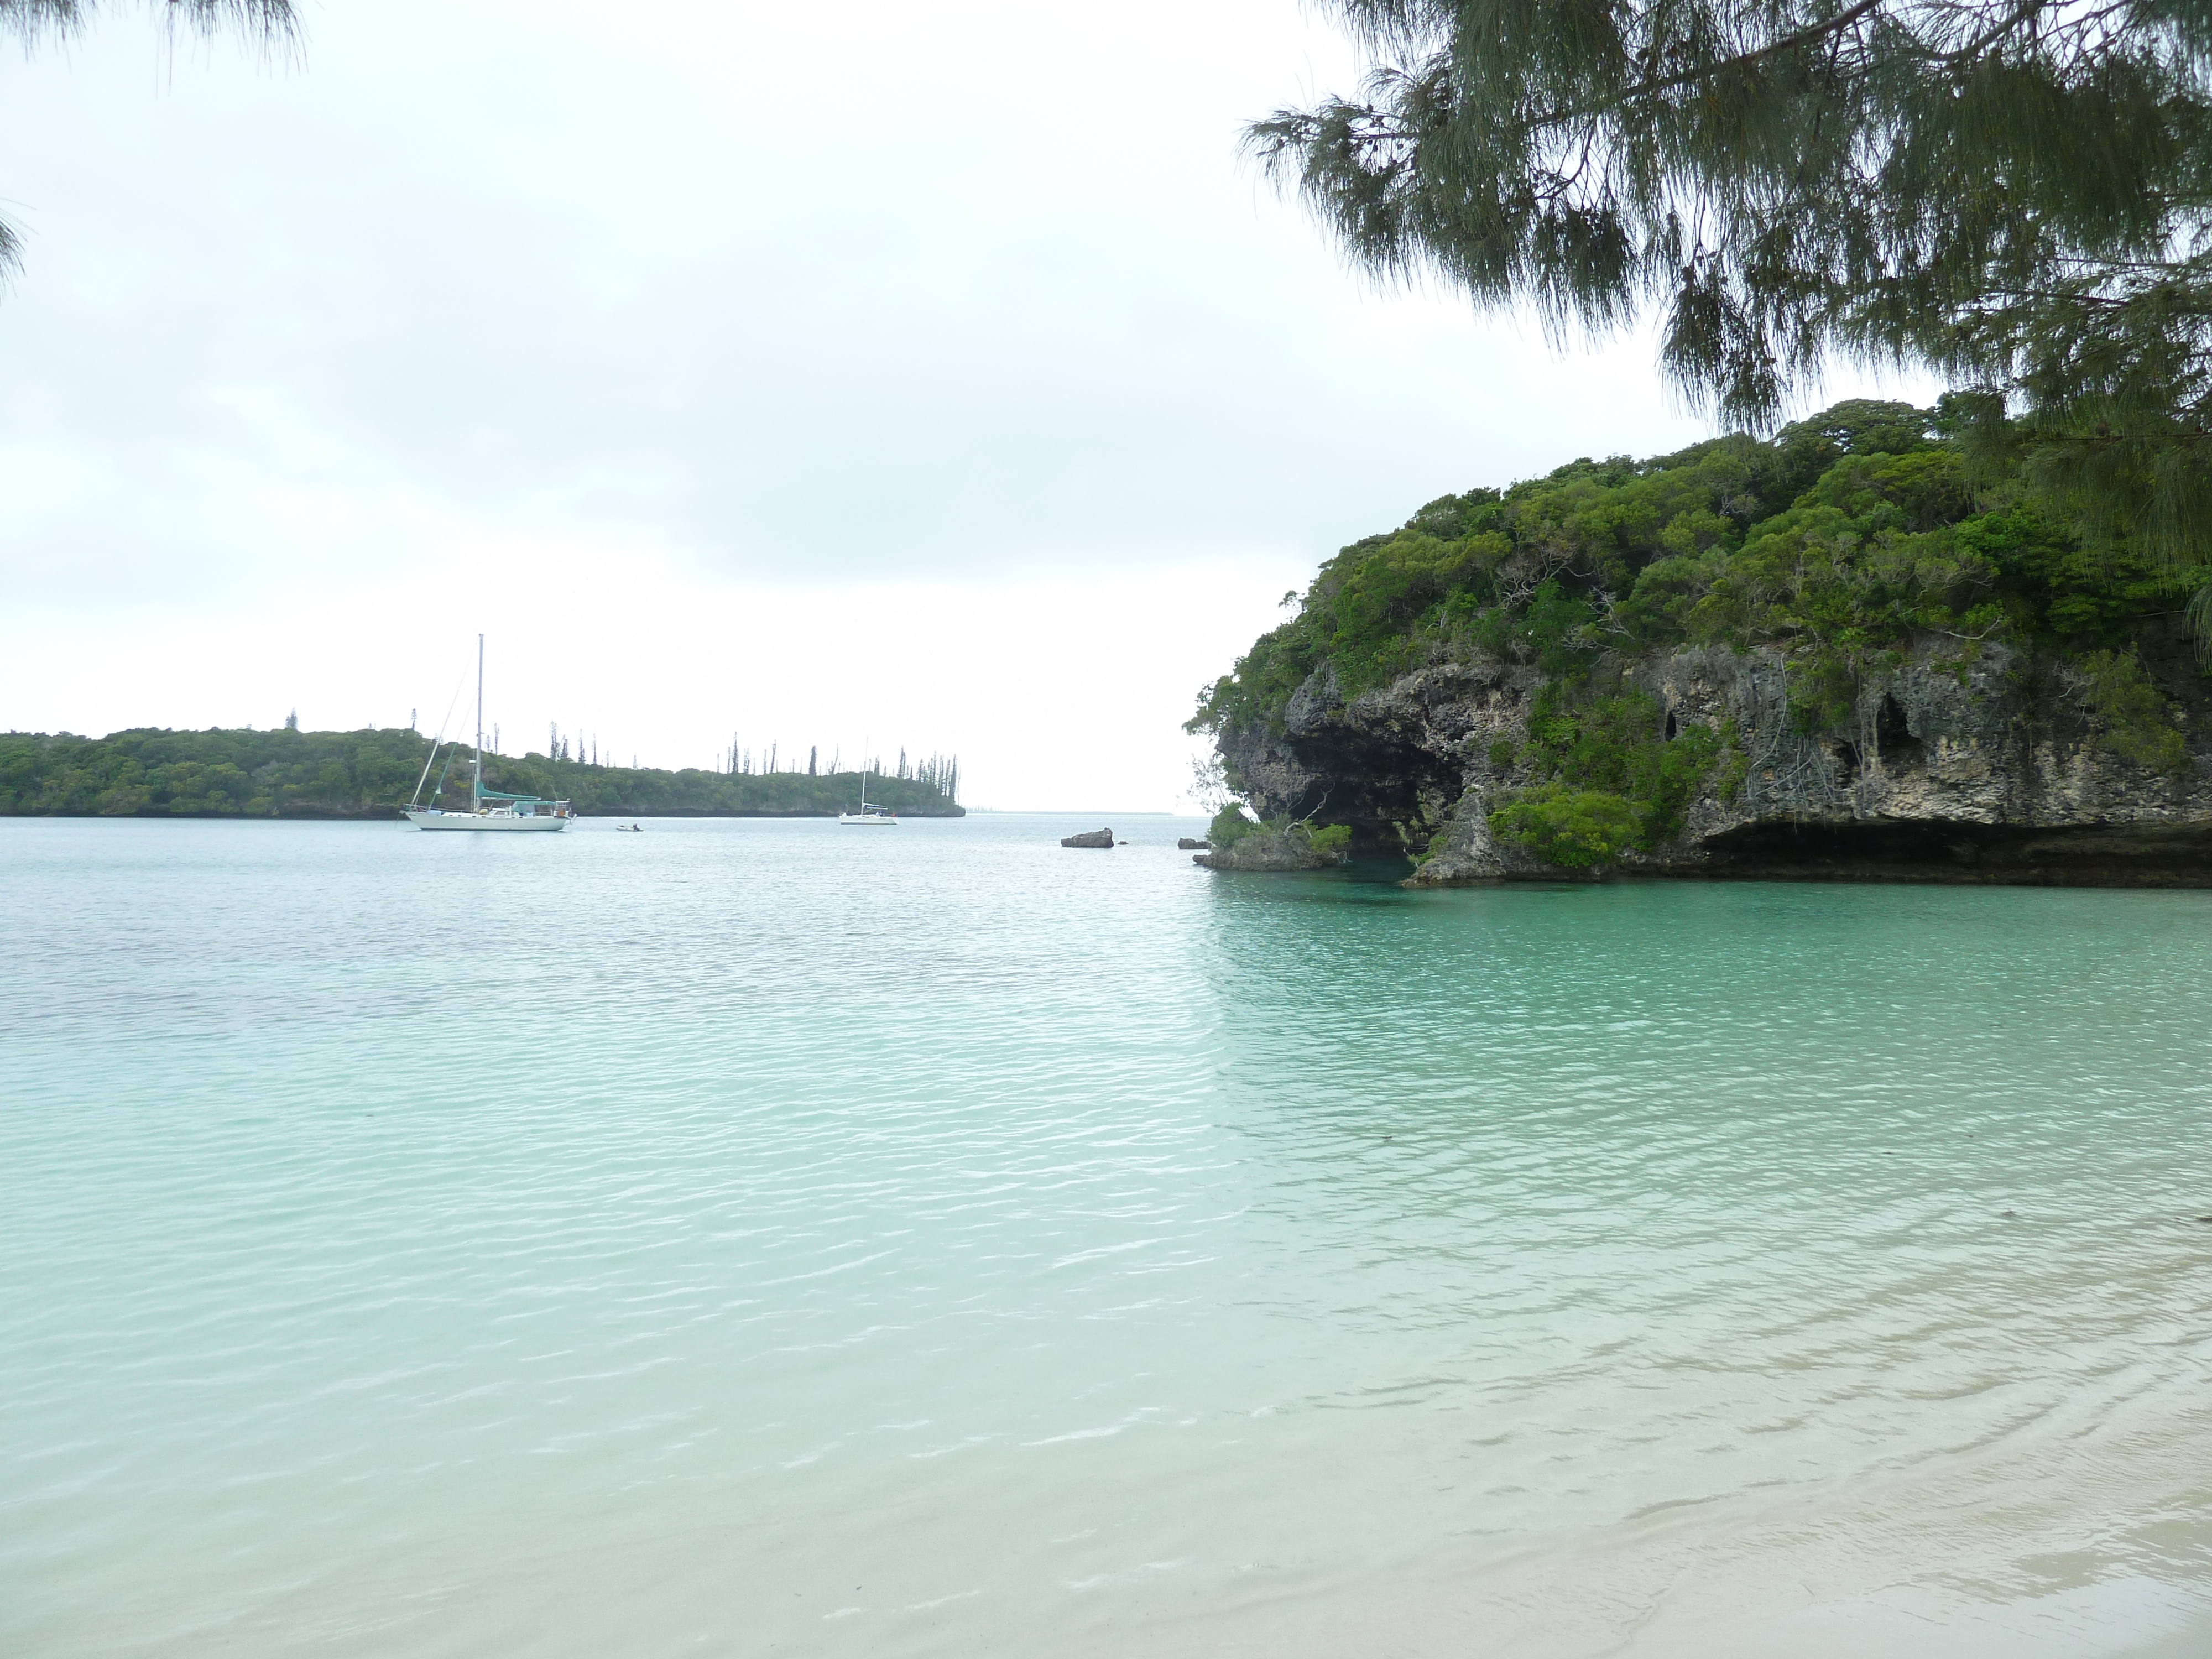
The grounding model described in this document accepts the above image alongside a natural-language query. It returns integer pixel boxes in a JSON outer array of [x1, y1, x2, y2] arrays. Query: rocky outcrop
[[1217, 623, 2212, 886], [1061, 828, 1115, 848], [1177, 837, 1208, 849], [1193, 831, 1342, 872]]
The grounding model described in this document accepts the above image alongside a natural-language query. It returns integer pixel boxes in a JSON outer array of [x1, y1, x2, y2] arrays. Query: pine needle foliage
[[1250, 1, 2212, 603], [0, 1, 298, 274], [0, 1, 295, 46]]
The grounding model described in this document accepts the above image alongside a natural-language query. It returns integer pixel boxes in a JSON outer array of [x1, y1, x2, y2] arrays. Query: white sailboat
[[838, 753, 895, 825], [405, 636, 572, 832]]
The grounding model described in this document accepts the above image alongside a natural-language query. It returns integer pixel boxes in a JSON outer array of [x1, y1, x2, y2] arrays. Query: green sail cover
[[476, 789, 556, 803]]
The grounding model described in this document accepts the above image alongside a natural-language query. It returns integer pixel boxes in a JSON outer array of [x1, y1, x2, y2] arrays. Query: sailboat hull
[[405, 810, 569, 832]]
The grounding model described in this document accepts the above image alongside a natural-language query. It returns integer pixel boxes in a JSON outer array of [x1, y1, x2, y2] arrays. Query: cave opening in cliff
[[1875, 695, 1923, 769], [1693, 818, 2212, 884]]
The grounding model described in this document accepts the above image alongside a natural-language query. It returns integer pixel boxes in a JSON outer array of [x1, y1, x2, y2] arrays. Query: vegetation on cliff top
[[1191, 400, 2176, 741], [0, 727, 964, 819]]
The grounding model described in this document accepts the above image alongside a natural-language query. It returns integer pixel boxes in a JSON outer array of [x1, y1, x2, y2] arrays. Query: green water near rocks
[[3, 816, 2208, 1656]]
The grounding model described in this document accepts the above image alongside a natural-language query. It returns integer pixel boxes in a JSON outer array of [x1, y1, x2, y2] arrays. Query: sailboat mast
[[473, 633, 484, 811]]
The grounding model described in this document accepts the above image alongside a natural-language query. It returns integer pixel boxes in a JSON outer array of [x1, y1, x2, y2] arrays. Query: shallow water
[[3, 814, 2209, 1657]]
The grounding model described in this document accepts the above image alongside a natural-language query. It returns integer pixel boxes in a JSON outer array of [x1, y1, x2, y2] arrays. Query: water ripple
[[2, 818, 2209, 1657]]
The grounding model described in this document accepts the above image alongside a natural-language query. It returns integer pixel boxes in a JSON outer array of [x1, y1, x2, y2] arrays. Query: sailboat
[[838, 753, 895, 825], [405, 636, 572, 832]]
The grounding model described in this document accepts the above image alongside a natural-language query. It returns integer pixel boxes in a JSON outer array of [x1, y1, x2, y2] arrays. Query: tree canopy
[[1251, 1, 2212, 600], [1191, 398, 2178, 746]]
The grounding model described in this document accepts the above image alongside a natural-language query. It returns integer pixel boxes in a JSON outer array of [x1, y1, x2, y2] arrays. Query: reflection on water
[[2, 816, 2208, 1657]]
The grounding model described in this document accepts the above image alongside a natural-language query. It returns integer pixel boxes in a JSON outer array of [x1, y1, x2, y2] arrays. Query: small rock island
[[1188, 806, 1352, 871]]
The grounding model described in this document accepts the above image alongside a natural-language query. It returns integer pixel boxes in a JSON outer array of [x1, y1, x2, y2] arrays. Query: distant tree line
[[0, 726, 965, 819], [710, 733, 958, 801]]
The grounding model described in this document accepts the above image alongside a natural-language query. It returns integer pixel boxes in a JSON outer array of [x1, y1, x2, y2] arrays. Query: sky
[[0, 0, 1936, 810]]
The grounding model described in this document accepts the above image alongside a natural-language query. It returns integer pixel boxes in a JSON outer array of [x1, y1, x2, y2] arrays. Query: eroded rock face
[[1061, 828, 1115, 848], [1215, 625, 2212, 886]]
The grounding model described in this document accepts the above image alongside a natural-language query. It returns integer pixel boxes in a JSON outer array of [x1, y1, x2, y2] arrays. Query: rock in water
[[1061, 828, 1115, 848], [1176, 837, 1207, 849], [1193, 831, 1340, 872]]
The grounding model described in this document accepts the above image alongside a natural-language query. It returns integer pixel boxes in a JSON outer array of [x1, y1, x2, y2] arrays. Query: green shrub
[[1303, 823, 1352, 855], [1488, 786, 1640, 868], [1208, 804, 1259, 846], [1517, 686, 1720, 848], [2074, 649, 2190, 774]]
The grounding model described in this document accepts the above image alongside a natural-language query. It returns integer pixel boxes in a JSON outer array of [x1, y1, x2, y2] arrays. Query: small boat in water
[[405, 635, 571, 832]]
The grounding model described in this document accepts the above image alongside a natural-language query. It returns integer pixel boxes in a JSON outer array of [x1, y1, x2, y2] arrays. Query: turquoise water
[[3, 815, 2210, 1657]]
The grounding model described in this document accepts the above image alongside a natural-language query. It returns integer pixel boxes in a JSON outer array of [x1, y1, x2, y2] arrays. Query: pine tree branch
[[1927, 0, 2051, 65], [1541, 0, 1888, 127]]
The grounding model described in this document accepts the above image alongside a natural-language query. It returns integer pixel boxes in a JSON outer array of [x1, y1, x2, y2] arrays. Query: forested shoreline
[[0, 727, 964, 820]]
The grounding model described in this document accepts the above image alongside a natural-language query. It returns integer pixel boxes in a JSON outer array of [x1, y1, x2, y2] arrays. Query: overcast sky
[[0, 0, 1933, 810]]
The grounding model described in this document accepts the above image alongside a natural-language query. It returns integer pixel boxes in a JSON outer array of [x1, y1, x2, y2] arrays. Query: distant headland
[[0, 727, 964, 820]]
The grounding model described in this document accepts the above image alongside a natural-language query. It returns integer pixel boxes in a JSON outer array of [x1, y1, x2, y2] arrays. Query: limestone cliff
[[1218, 620, 2212, 886]]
